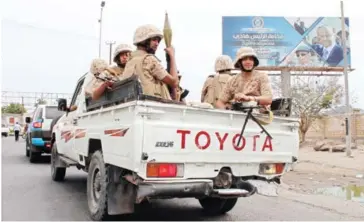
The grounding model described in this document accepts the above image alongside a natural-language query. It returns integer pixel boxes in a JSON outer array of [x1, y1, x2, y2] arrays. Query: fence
[[306, 113, 364, 141]]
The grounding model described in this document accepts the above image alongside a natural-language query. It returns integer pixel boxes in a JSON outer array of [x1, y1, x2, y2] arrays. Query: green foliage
[[1, 103, 27, 114]]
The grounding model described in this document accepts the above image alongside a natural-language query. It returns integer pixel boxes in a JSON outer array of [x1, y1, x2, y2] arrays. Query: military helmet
[[214, 55, 234, 72], [90, 58, 108, 75], [113, 44, 133, 63], [133, 24, 163, 46], [233, 47, 259, 68]]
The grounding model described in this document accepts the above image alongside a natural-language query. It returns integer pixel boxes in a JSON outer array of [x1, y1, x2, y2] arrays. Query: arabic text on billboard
[[222, 16, 351, 68]]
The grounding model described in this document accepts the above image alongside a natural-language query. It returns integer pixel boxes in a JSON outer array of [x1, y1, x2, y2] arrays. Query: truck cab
[[50, 74, 299, 221]]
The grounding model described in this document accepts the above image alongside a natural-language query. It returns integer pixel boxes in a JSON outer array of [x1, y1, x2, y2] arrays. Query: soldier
[[210, 55, 234, 107], [122, 24, 179, 100], [84, 44, 132, 101], [85, 58, 115, 100], [109, 44, 133, 75], [200, 74, 215, 104], [215, 47, 273, 109]]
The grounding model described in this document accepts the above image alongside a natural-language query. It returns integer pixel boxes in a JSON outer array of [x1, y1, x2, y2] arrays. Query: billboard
[[222, 16, 351, 68]]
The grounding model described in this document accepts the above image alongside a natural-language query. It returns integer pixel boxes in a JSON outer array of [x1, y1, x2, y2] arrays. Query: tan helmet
[[113, 44, 133, 63], [233, 47, 259, 68], [90, 58, 108, 75], [214, 55, 234, 72], [133, 24, 163, 46]]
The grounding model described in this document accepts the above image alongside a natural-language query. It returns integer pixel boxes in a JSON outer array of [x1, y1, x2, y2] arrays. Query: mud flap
[[107, 166, 137, 215], [53, 148, 67, 168], [247, 179, 278, 197]]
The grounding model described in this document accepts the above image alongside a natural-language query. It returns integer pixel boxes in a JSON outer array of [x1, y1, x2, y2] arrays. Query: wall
[[306, 113, 364, 141]]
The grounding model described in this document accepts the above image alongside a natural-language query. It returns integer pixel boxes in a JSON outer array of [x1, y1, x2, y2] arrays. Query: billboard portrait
[[222, 16, 351, 68]]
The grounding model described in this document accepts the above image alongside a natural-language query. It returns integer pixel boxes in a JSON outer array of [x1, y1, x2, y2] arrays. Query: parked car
[[25, 105, 64, 162], [1, 124, 9, 137]]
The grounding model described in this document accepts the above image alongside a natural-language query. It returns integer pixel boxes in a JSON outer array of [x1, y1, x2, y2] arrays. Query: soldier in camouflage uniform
[[122, 24, 179, 100], [109, 44, 133, 75], [215, 47, 273, 109], [209, 55, 234, 107], [200, 74, 215, 104], [84, 44, 132, 100]]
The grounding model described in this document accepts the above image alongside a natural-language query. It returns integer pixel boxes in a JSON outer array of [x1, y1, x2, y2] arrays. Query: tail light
[[33, 122, 42, 128], [259, 163, 285, 175], [146, 163, 184, 178]]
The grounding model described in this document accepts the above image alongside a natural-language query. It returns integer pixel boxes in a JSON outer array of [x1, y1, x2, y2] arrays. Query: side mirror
[[25, 117, 32, 123], [58, 98, 68, 112]]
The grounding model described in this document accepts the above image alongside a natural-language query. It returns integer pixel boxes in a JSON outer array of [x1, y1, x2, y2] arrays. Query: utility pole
[[98, 1, 106, 58], [21, 96, 25, 115], [340, 0, 352, 157], [105, 41, 116, 64]]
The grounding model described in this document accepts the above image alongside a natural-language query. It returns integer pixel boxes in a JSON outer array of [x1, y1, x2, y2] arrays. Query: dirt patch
[[281, 161, 364, 194]]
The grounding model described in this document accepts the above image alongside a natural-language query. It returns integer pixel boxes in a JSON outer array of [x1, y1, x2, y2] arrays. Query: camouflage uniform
[[209, 55, 234, 107], [122, 24, 172, 100], [219, 47, 273, 106], [84, 59, 119, 96], [201, 75, 215, 104], [85, 44, 132, 97]]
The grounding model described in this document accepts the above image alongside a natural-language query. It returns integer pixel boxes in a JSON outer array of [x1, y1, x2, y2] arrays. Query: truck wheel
[[87, 151, 110, 221], [29, 146, 40, 163], [51, 144, 66, 181], [199, 197, 238, 215], [26, 143, 30, 157]]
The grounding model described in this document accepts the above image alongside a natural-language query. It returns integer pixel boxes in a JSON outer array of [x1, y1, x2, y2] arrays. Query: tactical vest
[[211, 72, 233, 106], [122, 51, 171, 100]]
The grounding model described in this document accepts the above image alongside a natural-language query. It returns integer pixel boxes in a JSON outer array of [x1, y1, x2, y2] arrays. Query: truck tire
[[29, 145, 40, 163], [51, 144, 66, 181], [87, 151, 110, 221], [26, 143, 30, 157], [198, 197, 237, 215]]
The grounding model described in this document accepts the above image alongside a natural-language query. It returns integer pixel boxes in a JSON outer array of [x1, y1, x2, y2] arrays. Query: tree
[[271, 76, 344, 143], [1, 103, 27, 114], [35, 98, 47, 106]]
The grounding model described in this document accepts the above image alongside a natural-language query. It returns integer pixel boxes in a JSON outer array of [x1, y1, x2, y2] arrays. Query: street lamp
[[98, 1, 106, 58], [105, 41, 116, 64]]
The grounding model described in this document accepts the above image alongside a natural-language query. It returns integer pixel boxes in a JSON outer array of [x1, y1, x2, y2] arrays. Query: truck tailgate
[[140, 105, 299, 178]]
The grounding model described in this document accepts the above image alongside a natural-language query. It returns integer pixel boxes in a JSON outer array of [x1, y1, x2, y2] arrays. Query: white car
[[2, 124, 10, 137]]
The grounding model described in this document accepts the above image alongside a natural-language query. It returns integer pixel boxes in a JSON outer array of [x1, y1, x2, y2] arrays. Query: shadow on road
[[59, 176, 225, 221]]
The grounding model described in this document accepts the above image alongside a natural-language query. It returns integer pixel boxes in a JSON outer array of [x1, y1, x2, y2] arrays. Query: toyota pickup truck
[[51, 74, 299, 221]]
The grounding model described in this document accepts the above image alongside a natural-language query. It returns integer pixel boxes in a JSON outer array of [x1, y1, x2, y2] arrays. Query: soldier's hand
[[164, 46, 175, 57], [103, 81, 113, 89], [234, 93, 250, 102]]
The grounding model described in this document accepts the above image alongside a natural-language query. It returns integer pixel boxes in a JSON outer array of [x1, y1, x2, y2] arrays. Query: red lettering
[[177, 130, 191, 149], [253, 135, 260, 151], [262, 136, 273, 151], [232, 134, 246, 151], [195, 131, 210, 150], [215, 132, 228, 150]]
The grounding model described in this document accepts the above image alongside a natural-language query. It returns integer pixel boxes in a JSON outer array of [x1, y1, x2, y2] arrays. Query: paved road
[[1, 137, 361, 221]]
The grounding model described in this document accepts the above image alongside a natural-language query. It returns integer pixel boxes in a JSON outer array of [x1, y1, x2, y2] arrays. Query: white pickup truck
[[51, 74, 299, 221]]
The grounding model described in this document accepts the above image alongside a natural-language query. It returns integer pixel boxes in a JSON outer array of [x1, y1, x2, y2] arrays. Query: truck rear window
[[45, 106, 64, 119]]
